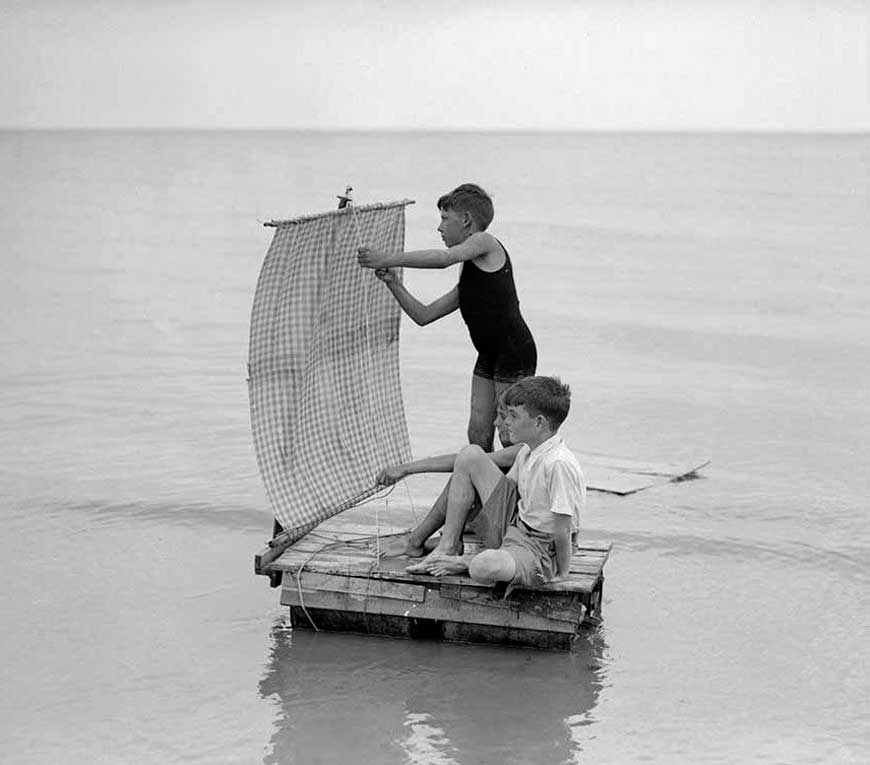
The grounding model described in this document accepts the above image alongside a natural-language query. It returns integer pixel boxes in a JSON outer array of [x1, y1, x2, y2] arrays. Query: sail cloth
[[249, 200, 414, 537]]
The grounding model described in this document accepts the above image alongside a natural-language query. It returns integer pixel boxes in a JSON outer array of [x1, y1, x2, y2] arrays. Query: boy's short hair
[[437, 183, 494, 231], [503, 376, 571, 430]]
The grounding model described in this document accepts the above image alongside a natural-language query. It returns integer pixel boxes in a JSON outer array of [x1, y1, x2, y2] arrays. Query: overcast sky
[[1, 0, 868, 131]]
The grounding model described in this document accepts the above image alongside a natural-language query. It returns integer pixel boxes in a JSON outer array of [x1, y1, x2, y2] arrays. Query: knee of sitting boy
[[454, 443, 487, 471], [468, 550, 499, 583]]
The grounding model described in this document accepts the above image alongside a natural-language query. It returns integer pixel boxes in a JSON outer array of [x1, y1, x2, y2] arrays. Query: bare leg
[[407, 445, 504, 574], [467, 374, 497, 450], [493, 380, 513, 448], [380, 480, 450, 558]]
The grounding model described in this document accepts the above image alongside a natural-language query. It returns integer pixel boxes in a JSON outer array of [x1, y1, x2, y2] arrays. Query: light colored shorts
[[466, 476, 556, 587]]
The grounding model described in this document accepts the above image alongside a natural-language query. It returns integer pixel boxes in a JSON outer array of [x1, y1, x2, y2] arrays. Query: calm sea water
[[1, 130, 868, 764]]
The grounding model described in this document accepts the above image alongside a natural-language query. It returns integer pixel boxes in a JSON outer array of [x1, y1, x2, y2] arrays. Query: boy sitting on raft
[[378, 390, 519, 558], [379, 376, 586, 587]]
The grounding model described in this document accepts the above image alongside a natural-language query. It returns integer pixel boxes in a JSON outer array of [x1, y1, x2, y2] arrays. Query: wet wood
[[579, 451, 710, 495], [281, 583, 582, 635], [259, 502, 611, 649]]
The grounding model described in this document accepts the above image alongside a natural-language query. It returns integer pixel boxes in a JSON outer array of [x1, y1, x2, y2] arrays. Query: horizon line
[[2, 126, 869, 137]]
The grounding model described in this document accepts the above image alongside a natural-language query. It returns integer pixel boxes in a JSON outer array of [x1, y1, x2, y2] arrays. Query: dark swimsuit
[[457, 244, 537, 383]]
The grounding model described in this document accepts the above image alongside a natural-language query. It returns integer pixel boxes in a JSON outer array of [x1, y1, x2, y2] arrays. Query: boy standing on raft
[[385, 376, 585, 588], [357, 183, 537, 451]]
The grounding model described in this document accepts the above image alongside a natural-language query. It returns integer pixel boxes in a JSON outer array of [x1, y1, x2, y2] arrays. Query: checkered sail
[[248, 201, 413, 536]]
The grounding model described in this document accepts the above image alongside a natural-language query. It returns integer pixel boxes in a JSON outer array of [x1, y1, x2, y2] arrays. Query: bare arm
[[551, 514, 574, 579], [358, 231, 497, 270], [490, 444, 522, 469], [381, 277, 459, 327], [376, 453, 457, 485], [377, 444, 521, 486]]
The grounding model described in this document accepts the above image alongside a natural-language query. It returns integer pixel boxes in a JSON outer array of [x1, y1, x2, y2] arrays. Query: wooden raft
[[257, 510, 611, 650]]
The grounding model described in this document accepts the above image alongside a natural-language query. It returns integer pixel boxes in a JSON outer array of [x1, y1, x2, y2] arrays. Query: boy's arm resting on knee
[[489, 444, 522, 469], [551, 514, 574, 579], [377, 444, 517, 485]]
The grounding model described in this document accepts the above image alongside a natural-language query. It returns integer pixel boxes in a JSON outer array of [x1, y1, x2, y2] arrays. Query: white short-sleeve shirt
[[507, 433, 585, 536]]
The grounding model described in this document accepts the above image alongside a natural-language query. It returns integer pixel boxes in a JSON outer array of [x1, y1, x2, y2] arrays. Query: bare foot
[[379, 534, 426, 559], [404, 542, 463, 574], [425, 555, 469, 577]]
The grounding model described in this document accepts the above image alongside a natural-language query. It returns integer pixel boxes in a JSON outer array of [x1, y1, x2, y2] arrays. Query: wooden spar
[[263, 198, 415, 227], [255, 521, 317, 581]]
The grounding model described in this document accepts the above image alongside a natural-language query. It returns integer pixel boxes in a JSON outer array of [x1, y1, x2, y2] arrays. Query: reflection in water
[[399, 712, 461, 765], [259, 619, 607, 764]]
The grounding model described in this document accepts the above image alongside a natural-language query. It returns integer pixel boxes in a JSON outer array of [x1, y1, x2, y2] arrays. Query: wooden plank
[[286, 571, 427, 602], [571, 555, 608, 566], [370, 568, 601, 594], [575, 542, 613, 553], [577, 451, 708, 476], [305, 560, 601, 592], [438, 583, 582, 625], [577, 451, 709, 495], [287, 608, 576, 650], [295, 538, 610, 561], [278, 549, 378, 568], [254, 543, 283, 576], [307, 521, 409, 538], [274, 554, 603, 594], [281, 585, 582, 635]]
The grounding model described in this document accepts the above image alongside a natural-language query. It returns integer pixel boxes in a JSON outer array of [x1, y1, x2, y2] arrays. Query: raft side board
[[287, 608, 576, 650], [281, 581, 584, 635], [290, 571, 427, 602]]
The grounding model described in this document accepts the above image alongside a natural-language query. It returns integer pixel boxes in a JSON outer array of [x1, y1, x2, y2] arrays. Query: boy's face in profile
[[503, 404, 538, 446], [437, 208, 469, 247], [494, 403, 512, 447]]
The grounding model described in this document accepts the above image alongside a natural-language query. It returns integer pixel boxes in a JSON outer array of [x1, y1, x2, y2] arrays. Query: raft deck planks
[[261, 508, 611, 649]]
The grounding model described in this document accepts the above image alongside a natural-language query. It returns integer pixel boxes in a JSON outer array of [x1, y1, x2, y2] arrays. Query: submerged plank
[[578, 451, 709, 495]]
